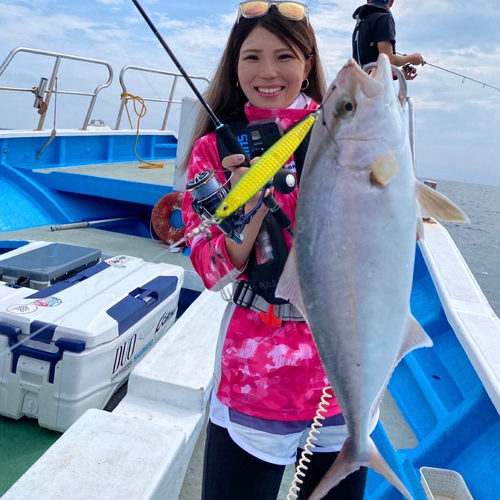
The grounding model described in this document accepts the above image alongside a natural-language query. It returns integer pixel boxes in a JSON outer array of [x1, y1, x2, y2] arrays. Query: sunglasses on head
[[237, 1, 309, 23]]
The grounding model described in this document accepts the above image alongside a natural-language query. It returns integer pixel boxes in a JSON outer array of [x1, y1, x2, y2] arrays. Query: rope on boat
[[121, 92, 165, 169]]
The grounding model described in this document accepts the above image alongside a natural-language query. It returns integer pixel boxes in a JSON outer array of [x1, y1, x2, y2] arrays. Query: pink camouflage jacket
[[181, 101, 341, 421]]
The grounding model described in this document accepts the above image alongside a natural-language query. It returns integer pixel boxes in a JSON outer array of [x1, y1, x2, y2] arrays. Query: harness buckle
[[233, 281, 256, 309]]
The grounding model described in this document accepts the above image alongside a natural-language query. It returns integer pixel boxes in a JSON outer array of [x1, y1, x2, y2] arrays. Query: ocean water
[[422, 178, 500, 316]]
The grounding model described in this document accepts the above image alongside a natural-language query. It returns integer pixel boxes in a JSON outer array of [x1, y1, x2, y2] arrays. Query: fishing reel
[[186, 169, 245, 243]]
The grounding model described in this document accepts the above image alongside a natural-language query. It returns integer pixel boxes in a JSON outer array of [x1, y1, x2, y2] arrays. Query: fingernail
[[237, 155, 244, 161]]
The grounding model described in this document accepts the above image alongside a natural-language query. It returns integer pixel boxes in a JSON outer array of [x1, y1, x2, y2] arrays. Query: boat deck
[[34, 159, 175, 186], [28, 159, 177, 206], [0, 416, 60, 495]]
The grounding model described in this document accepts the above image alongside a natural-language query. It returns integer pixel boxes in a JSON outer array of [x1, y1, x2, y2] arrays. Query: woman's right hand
[[222, 153, 249, 185], [221, 154, 271, 214], [221, 154, 271, 269]]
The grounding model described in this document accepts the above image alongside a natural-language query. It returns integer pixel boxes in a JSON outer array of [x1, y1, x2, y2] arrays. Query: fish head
[[316, 54, 406, 173]]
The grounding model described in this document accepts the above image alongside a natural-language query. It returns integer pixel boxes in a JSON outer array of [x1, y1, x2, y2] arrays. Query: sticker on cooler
[[33, 297, 62, 308], [6, 303, 38, 315], [105, 256, 134, 267]]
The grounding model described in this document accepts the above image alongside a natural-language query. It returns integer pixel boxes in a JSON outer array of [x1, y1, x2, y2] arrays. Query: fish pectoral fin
[[416, 181, 469, 222], [397, 315, 433, 363], [370, 150, 399, 187], [308, 437, 414, 500], [276, 243, 307, 319]]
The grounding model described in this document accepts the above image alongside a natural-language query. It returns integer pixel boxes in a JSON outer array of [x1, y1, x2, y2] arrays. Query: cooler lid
[[0, 243, 101, 283], [0, 257, 184, 348]]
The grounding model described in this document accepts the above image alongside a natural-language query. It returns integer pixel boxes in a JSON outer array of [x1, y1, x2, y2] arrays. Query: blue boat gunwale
[[0, 129, 180, 233]]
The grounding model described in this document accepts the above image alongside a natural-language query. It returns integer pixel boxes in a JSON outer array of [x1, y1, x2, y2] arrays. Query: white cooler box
[[0, 252, 184, 432]]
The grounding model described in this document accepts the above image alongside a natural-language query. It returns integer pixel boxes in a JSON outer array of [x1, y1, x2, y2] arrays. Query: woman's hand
[[221, 154, 272, 214], [221, 154, 272, 269], [221, 153, 248, 186]]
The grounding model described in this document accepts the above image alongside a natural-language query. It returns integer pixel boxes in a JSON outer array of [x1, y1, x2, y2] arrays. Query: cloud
[[95, 0, 124, 4]]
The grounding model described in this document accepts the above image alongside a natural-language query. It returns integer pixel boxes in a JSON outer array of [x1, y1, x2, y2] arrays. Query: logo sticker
[[33, 297, 62, 308], [106, 256, 133, 267], [6, 303, 38, 314]]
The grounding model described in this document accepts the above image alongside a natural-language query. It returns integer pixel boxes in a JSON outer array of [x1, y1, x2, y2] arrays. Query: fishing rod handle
[[264, 193, 293, 236], [216, 124, 251, 167]]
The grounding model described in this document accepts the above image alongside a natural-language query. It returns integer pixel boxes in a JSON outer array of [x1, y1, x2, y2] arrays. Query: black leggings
[[201, 422, 368, 500]]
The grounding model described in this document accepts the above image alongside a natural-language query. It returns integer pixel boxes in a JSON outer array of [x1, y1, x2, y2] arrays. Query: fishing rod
[[130, 0, 297, 237], [130, 0, 249, 164], [397, 52, 500, 92], [51, 216, 142, 231]]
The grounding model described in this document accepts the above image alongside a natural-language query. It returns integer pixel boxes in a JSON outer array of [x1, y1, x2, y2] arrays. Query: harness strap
[[233, 281, 305, 322]]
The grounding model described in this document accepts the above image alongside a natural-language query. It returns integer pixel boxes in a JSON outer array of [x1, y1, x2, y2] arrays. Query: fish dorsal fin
[[416, 181, 469, 222], [276, 243, 308, 320], [398, 315, 433, 363]]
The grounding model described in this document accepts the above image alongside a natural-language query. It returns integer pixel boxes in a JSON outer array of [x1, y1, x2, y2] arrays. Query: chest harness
[[216, 115, 310, 323]]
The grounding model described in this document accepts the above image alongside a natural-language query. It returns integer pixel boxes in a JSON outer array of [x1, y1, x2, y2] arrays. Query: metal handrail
[[407, 97, 417, 175], [0, 47, 113, 130], [115, 65, 209, 130]]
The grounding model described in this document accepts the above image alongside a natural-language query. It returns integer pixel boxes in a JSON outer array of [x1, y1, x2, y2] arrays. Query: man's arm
[[377, 41, 425, 67]]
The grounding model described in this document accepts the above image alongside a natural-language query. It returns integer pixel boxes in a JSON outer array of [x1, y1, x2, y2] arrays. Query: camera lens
[[266, 125, 277, 137]]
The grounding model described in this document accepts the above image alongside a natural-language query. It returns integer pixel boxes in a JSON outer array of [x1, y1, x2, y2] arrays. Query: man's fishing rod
[[397, 52, 500, 92]]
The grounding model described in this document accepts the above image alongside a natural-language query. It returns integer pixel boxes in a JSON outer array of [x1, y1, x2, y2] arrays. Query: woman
[[181, 2, 368, 499]]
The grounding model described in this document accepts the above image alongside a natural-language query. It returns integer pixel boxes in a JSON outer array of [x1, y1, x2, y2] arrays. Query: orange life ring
[[151, 192, 185, 246]]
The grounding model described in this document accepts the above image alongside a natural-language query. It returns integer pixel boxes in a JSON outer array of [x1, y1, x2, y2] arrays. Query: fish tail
[[307, 437, 414, 500], [366, 436, 414, 500]]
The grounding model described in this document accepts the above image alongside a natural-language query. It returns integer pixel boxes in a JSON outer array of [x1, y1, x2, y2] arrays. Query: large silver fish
[[276, 54, 468, 500]]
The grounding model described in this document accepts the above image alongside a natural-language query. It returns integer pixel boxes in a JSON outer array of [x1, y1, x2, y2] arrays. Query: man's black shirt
[[352, 3, 396, 67]]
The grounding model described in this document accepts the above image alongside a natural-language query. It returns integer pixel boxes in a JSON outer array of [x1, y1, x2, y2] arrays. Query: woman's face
[[237, 26, 313, 109]]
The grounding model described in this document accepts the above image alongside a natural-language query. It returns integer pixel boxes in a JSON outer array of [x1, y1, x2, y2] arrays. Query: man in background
[[352, 0, 425, 80]]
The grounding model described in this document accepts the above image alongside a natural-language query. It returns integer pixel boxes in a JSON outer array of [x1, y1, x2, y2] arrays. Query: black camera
[[186, 118, 294, 243], [246, 118, 284, 157], [247, 118, 296, 195], [186, 169, 245, 243]]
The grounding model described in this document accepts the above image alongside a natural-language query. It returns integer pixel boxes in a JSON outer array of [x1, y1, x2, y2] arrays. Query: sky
[[0, 0, 499, 186]]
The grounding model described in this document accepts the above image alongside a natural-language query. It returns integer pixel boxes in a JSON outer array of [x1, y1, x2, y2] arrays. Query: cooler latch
[[0, 321, 86, 384]]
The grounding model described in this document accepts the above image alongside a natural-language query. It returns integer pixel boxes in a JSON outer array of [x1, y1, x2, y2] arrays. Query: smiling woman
[[180, 2, 371, 500], [237, 26, 313, 109]]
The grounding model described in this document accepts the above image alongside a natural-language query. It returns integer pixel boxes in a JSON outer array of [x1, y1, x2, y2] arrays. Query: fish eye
[[339, 98, 356, 116]]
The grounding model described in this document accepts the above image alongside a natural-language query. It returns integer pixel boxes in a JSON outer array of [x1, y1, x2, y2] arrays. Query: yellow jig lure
[[214, 113, 317, 220]]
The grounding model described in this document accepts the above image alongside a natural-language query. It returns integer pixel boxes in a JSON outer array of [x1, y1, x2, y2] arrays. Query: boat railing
[[0, 47, 113, 131], [114, 65, 210, 131], [407, 97, 417, 175]]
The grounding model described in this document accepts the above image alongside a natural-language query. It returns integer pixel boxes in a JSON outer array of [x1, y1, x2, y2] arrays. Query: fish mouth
[[338, 59, 383, 98], [337, 55, 393, 100]]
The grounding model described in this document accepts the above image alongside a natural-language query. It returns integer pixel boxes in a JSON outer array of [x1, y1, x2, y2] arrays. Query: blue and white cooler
[[0, 243, 184, 432]]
